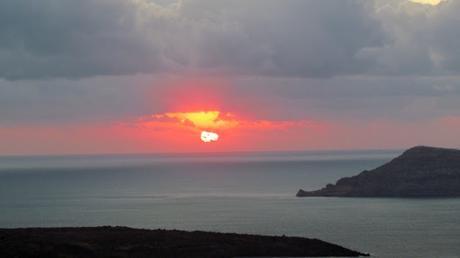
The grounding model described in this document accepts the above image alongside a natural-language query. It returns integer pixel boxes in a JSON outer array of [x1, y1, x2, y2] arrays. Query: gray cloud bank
[[1, 0, 459, 80], [1, 74, 459, 125], [1, 0, 460, 127]]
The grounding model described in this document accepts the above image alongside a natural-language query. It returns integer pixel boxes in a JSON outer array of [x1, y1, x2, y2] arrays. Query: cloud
[[0, 0, 384, 80], [2, 0, 460, 80], [0, 0, 166, 80], [1, 1, 460, 154], [0, 75, 159, 125], [154, 111, 239, 130], [1, 73, 459, 127], [368, 0, 460, 75], [4, 0, 460, 80], [409, 0, 445, 6]]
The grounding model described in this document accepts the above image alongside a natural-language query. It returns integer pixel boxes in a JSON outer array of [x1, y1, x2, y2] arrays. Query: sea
[[1, 150, 459, 258]]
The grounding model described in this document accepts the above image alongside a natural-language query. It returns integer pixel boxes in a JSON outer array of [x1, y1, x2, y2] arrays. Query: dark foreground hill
[[297, 146, 460, 198], [0, 226, 367, 258]]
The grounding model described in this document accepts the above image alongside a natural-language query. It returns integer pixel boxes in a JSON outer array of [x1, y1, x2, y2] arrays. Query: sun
[[201, 131, 219, 143], [409, 0, 444, 6], [152, 111, 235, 142], [146, 110, 240, 143]]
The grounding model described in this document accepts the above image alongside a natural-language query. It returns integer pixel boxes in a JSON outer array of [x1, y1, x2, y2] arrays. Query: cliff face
[[297, 146, 460, 197]]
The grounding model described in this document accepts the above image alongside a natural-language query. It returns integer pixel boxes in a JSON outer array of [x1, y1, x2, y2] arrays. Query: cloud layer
[[1, 0, 460, 153], [3, 0, 459, 79]]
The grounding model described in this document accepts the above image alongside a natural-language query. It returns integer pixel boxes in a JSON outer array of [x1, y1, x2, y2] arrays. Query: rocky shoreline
[[297, 146, 460, 198]]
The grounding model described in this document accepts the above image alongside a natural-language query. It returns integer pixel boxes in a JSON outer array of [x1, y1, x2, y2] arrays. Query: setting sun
[[200, 131, 219, 143], [4, 1, 460, 257], [148, 111, 239, 142], [140, 109, 313, 145]]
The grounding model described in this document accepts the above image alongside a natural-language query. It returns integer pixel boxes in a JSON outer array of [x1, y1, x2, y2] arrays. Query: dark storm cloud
[[3, 0, 460, 80], [176, 0, 384, 77], [1, 0, 460, 126], [0, 0, 164, 80], [0, 0, 384, 79], [2, 0, 460, 80]]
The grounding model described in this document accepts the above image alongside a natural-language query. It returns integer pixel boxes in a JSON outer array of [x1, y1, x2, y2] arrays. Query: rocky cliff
[[297, 146, 460, 197]]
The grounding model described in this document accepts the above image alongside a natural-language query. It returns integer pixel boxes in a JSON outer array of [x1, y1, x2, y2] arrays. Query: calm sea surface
[[1, 150, 459, 257]]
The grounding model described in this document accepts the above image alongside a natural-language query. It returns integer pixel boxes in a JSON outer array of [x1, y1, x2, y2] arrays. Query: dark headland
[[0, 226, 367, 258], [297, 146, 460, 198]]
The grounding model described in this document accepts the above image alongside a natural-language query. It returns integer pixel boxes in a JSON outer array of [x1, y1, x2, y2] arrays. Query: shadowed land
[[0, 226, 367, 258], [297, 146, 460, 198]]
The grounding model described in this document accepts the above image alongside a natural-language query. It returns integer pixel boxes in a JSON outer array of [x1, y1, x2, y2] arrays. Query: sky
[[0, 0, 459, 155]]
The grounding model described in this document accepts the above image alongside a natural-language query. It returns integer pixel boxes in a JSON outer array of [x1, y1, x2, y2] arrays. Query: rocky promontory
[[0, 226, 367, 257], [297, 146, 460, 197]]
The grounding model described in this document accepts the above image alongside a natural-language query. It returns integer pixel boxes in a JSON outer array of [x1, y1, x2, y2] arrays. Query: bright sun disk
[[201, 131, 219, 143]]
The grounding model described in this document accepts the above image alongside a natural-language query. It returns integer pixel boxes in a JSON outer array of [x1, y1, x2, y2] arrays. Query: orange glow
[[136, 109, 317, 147], [141, 110, 314, 134], [157, 77, 229, 113], [149, 110, 238, 142], [153, 111, 239, 130], [3, 116, 460, 155], [409, 0, 444, 6]]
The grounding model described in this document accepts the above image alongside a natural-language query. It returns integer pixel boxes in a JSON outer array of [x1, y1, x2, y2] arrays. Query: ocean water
[[1, 150, 460, 258]]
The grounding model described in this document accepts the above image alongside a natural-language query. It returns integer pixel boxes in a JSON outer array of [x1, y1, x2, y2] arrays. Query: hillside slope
[[297, 146, 460, 197]]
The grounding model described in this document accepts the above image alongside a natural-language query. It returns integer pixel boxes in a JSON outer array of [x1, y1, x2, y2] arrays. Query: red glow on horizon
[[4, 77, 322, 153], [1, 115, 459, 155], [137, 108, 315, 148], [146, 110, 236, 143]]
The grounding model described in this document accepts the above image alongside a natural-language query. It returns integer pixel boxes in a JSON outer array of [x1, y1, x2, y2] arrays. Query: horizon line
[[0, 147, 412, 158]]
